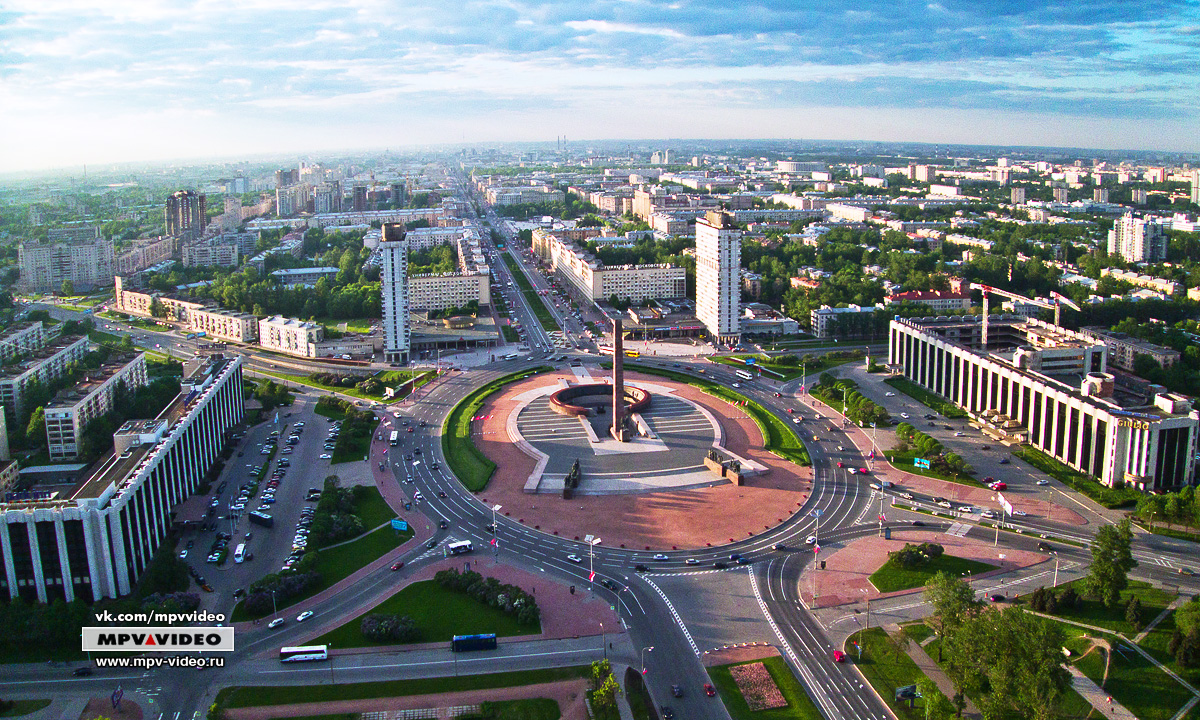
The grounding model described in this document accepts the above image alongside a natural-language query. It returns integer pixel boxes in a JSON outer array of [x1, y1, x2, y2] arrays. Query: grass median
[[707, 656, 823, 720], [215, 666, 591, 709], [311, 579, 536, 648], [442, 366, 554, 491], [1013, 446, 1140, 509], [869, 554, 998, 593], [883, 378, 968, 418], [846, 627, 929, 720], [502, 253, 561, 333]]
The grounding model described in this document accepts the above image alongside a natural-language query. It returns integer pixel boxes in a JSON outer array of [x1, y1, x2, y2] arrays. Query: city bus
[[503, 353, 519, 360], [624, 350, 640, 358], [451, 633, 498, 652], [389, 430, 399, 446], [233, 543, 246, 564], [736, 369, 754, 381], [447, 540, 474, 555], [279, 645, 329, 663], [598, 344, 614, 355]]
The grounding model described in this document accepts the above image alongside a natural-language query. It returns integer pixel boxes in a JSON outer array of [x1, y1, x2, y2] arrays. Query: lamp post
[[1052, 550, 1060, 587], [601, 622, 606, 660], [588, 537, 602, 590], [641, 646, 654, 675], [328, 644, 335, 685], [271, 590, 278, 623]]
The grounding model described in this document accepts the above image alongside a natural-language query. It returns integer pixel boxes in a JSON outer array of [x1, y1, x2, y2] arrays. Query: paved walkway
[[1136, 596, 1189, 643], [894, 626, 982, 720], [1066, 665, 1138, 720]]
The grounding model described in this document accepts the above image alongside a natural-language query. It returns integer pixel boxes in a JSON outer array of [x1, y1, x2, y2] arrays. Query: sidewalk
[[895, 627, 981, 720], [1066, 665, 1137, 720]]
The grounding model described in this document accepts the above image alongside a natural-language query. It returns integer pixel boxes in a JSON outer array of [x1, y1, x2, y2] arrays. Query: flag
[[490, 537, 497, 547], [813, 544, 820, 554], [878, 514, 885, 522], [589, 571, 596, 582]]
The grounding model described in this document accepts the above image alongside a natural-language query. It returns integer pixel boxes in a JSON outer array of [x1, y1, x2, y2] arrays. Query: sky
[[1, 0, 1199, 172]]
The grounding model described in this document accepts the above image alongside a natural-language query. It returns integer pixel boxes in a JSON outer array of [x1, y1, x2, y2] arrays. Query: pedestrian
[[1107, 696, 1113, 705]]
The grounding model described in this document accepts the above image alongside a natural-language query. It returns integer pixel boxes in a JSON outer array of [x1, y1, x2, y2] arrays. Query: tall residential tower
[[695, 210, 742, 346], [380, 224, 411, 364], [165, 190, 207, 240]]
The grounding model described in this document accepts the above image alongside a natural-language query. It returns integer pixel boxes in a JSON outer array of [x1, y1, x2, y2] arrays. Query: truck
[[451, 633, 497, 652], [248, 511, 274, 528]]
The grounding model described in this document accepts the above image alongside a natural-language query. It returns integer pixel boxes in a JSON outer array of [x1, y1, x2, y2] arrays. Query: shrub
[[360, 613, 421, 642]]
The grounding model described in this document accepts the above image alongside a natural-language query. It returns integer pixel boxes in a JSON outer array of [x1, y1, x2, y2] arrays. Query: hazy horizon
[[2, 0, 1198, 173]]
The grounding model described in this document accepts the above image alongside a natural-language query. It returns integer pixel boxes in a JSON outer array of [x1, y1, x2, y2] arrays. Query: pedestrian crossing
[[945, 522, 972, 537]]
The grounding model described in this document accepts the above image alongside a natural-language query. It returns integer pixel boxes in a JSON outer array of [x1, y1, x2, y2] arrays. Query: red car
[[833, 650, 846, 663], [836, 461, 844, 468], [859, 468, 869, 475], [991, 482, 1007, 491], [390, 561, 405, 571], [773, 392, 782, 398], [704, 683, 716, 697]]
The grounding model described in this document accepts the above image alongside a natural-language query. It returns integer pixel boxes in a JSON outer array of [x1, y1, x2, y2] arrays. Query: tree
[[924, 571, 979, 660], [60, 279, 74, 297], [149, 296, 167, 319], [916, 676, 955, 720], [25, 406, 45, 445], [1086, 519, 1137, 608], [1126, 596, 1143, 632]]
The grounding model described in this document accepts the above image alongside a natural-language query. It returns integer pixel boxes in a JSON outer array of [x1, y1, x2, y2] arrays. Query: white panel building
[[380, 224, 411, 364], [695, 210, 742, 345]]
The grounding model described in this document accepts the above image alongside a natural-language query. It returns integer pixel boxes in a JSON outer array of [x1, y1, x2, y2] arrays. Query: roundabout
[[465, 364, 815, 549]]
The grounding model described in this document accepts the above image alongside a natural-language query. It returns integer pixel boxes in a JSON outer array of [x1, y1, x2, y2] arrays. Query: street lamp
[[588, 537, 602, 589], [1052, 550, 1060, 587], [600, 622, 606, 660], [641, 646, 654, 675]]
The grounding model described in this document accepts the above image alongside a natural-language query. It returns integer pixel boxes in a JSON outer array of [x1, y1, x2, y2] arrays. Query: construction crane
[[972, 284, 1081, 349]]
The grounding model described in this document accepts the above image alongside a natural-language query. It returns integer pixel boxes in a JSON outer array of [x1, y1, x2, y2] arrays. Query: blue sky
[[1, 0, 1198, 171]]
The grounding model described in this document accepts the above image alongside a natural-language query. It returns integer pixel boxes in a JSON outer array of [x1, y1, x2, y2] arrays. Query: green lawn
[[845, 628, 928, 720], [884, 451, 983, 487], [1041, 579, 1176, 637], [232, 523, 412, 621], [331, 414, 376, 464], [472, 699, 561, 720], [502, 325, 519, 342], [1013, 446, 1140, 509], [715, 354, 855, 382], [707, 656, 824, 720], [312, 579, 538, 648], [901, 622, 935, 645], [88, 329, 126, 346], [442, 367, 553, 491], [353, 487, 399, 531], [501, 254, 561, 333], [215, 666, 591, 709], [870, 554, 999, 593], [0, 699, 52, 717], [883, 378, 968, 418], [308, 317, 377, 334], [1073, 632, 1193, 720]]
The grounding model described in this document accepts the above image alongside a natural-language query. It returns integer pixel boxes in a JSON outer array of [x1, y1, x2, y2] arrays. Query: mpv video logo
[[82, 627, 235, 652]]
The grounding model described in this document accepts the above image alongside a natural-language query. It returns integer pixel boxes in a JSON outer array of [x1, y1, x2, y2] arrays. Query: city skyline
[[2, 0, 1199, 173]]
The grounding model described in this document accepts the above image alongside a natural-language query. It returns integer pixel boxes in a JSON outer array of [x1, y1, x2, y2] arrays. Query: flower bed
[[729, 661, 787, 710]]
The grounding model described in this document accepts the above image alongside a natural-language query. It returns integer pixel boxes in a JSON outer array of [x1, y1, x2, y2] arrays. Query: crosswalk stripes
[[944, 522, 971, 537]]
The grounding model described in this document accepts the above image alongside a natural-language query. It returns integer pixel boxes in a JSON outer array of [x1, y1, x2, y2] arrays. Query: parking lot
[[179, 393, 353, 614]]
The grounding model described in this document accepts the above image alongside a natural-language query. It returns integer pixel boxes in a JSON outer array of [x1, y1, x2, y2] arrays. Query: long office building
[[889, 315, 1199, 491], [379, 224, 411, 364], [0, 354, 243, 602], [532, 228, 686, 304], [44, 353, 149, 461]]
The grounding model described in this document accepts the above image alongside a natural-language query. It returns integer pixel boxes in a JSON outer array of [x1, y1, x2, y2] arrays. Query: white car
[[1013, 510, 1028, 516], [805, 535, 816, 545], [954, 432, 965, 437], [1036, 479, 1050, 486], [566, 554, 582, 563], [885, 392, 896, 397], [319, 453, 332, 459], [900, 413, 910, 419], [179, 550, 188, 559], [268, 618, 285, 629], [296, 611, 313, 622]]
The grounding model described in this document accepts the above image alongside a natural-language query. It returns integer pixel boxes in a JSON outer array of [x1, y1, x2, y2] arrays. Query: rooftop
[[45, 353, 144, 410]]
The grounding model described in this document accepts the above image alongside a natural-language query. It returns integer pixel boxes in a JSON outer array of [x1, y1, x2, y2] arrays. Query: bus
[[447, 540, 473, 555], [503, 353, 519, 361], [279, 645, 329, 663], [736, 370, 754, 381], [451, 633, 498, 652], [233, 543, 246, 563], [598, 344, 614, 356], [624, 350, 640, 358], [389, 430, 399, 446], [248, 511, 274, 528]]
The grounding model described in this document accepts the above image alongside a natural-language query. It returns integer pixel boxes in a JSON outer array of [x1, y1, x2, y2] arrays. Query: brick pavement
[[473, 368, 815, 550], [799, 529, 1047, 606]]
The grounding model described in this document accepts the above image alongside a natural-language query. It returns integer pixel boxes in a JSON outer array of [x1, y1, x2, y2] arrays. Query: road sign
[[913, 458, 930, 469], [744, 357, 756, 365], [996, 492, 1013, 516], [390, 519, 408, 531]]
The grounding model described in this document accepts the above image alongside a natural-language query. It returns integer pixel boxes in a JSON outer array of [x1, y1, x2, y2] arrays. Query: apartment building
[[890, 316, 1198, 490], [409, 273, 491, 311], [484, 185, 564, 206], [809, 304, 885, 338], [1108, 214, 1167, 263], [884, 289, 972, 312], [695, 210, 742, 345], [115, 235, 177, 275], [532, 229, 685, 303], [19, 238, 115, 293], [258, 316, 323, 358], [1099, 268, 1180, 296], [0, 354, 243, 602], [271, 267, 340, 287], [44, 353, 149, 461], [165, 190, 207, 240], [0, 335, 91, 419], [0, 322, 47, 363], [380, 224, 411, 364], [182, 236, 240, 267], [113, 276, 204, 321], [188, 308, 258, 343], [1078, 327, 1181, 371]]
